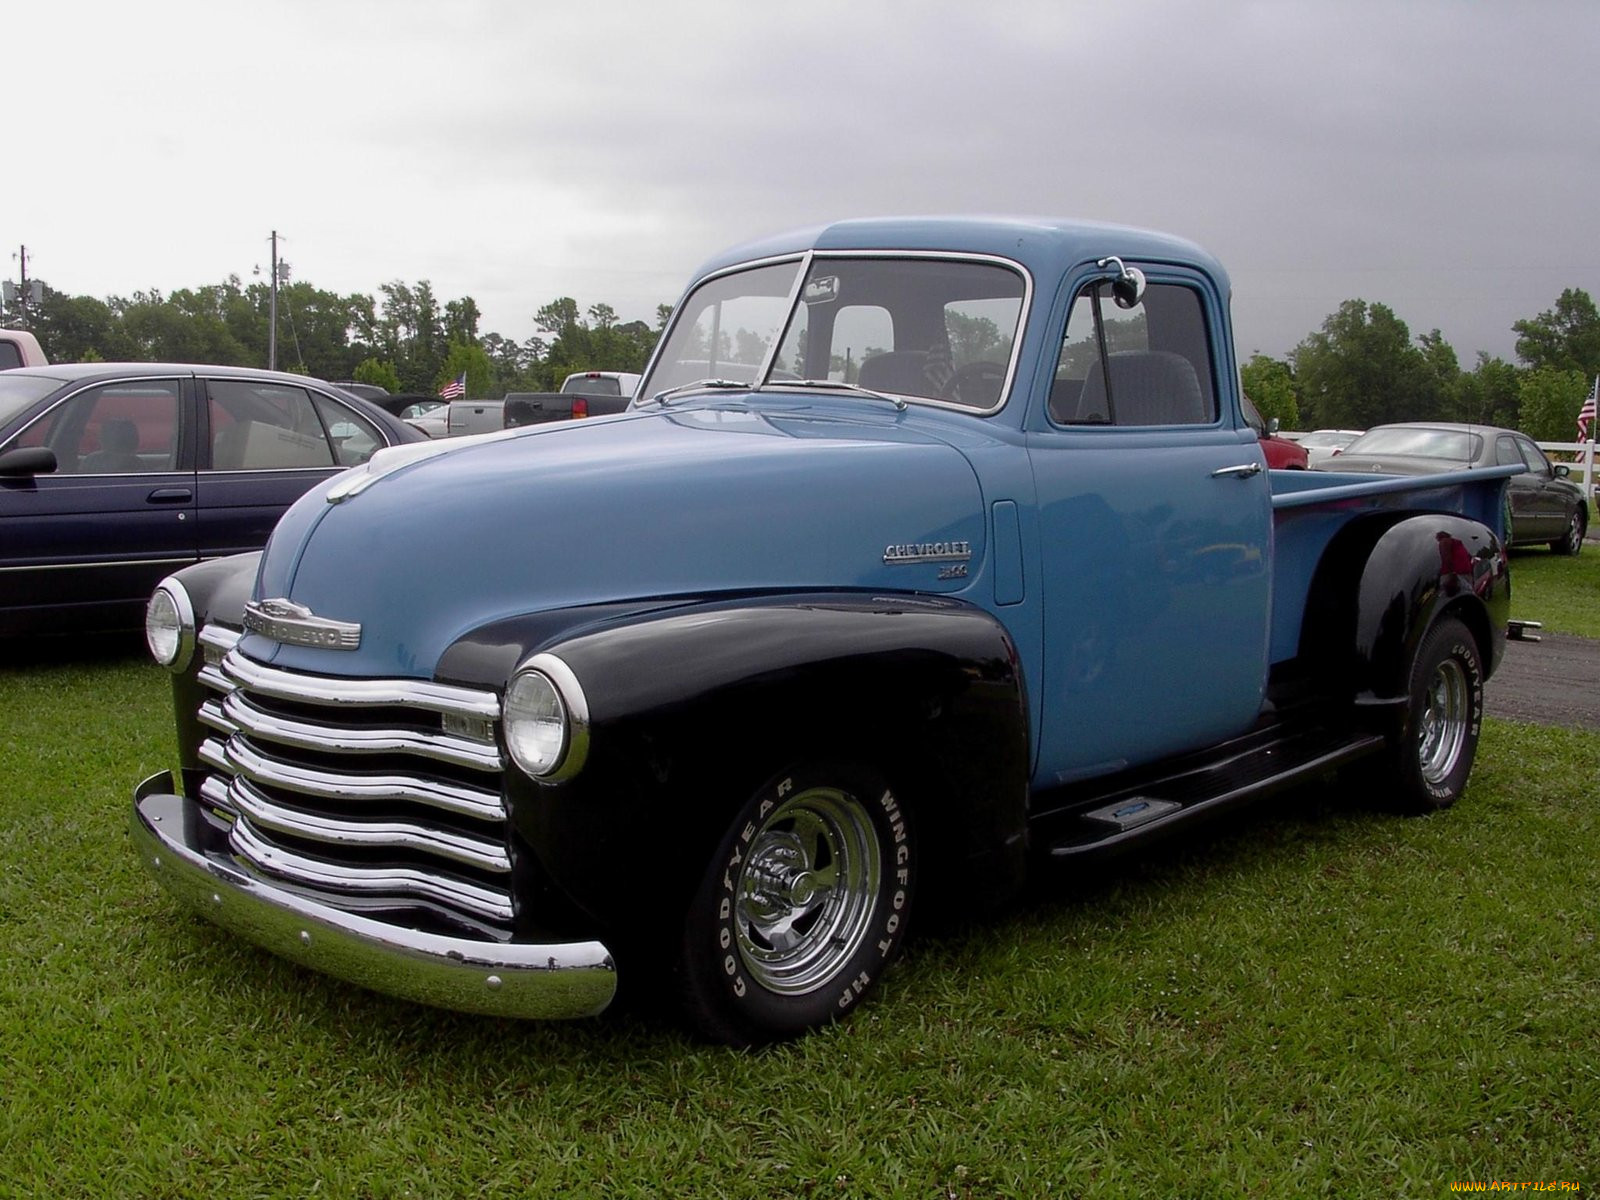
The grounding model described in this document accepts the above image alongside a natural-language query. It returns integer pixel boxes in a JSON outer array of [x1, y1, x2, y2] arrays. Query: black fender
[[443, 592, 1031, 946], [1299, 513, 1508, 707], [156, 552, 261, 776]]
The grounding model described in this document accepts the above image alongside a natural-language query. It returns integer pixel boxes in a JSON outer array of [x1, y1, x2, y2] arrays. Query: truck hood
[[244, 402, 989, 677]]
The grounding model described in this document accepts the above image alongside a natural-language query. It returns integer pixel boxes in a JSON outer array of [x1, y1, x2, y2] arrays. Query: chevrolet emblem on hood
[[243, 598, 362, 650]]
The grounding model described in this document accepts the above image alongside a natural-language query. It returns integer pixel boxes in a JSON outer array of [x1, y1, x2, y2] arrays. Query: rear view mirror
[[0, 446, 58, 476]]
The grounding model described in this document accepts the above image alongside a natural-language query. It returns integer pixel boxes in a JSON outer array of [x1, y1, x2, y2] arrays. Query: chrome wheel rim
[[1417, 657, 1470, 784], [1566, 513, 1584, 554], [734, 786, 881, 995]]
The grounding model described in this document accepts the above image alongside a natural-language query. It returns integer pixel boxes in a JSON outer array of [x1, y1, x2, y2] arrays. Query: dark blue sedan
[[0, 363, 426, 637]]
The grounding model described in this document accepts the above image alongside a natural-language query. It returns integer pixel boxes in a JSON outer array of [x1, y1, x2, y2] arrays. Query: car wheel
[[1384, 616, 1484, 813], [678, 760, 914, 1045], [1550, 506, 1586, 555]]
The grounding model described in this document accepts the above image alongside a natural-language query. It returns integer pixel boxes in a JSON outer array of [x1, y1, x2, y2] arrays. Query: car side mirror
[[1266, 417, 1281, 435], [1095, 256, 1147, 309], [1554, 463, 1571, 479], [0, 446, 58, 477]]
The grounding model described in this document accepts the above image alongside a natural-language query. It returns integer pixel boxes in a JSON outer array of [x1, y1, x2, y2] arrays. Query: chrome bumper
[[132, 772, 617, 1019]]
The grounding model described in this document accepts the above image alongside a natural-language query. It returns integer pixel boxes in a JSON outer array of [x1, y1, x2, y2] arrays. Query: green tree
[[1291, 300, 1434, 429], [353, 357, 402, 392], [1239, 354, 1299, 429], [1513, 288, 1600, 377], [1517, 368, 1589, 443], [32, 286, 125, 361], [1455, 353, 1522, 427]]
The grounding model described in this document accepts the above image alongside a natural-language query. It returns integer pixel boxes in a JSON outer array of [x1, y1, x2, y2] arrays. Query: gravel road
[[1485, 630, 1600, 732]]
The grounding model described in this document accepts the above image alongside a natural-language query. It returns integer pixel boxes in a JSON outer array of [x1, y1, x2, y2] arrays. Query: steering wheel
[[942, 361, 1006, 406]]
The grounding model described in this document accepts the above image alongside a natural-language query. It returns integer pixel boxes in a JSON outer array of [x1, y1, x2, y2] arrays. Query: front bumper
[[132, 772, 617, 1019]]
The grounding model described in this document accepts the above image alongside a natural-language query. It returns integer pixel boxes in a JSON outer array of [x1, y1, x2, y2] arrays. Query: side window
[[1516, 437, 1551, 476], [1049, 280, 1216, 427], [0, 343, 22, 370], [311, 394, 384, 466], [208, 380, 336, 470], [13, 381, 182, 474], [1495, 436, 1524, 468]]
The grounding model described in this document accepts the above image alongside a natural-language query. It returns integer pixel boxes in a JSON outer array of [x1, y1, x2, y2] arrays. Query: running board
[[1038, 725, 1386, 860]]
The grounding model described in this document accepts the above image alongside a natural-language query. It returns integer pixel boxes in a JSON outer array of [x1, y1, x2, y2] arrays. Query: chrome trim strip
[[221, 735, 506, 823], [199, 737, 230, 773], [198, 773, 234, 812], [0, 556, 195, 573], [222, 690, 501, 773], [197, 698, 236, 736], [221, 649, 500, 720], [200, 624, 244, 652], [197, 662, 231, 693], [134, 778, 616, 1020], [229, 777, 511, 875], [230, 815, 514, 923]]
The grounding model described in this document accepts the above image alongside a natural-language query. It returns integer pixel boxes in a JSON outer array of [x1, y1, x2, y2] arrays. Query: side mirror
[[1267, 417, 1281, 435], [1554, 463, 1571, 479], [1096, 256, 1147, 309], [0, 446, 58, 477]]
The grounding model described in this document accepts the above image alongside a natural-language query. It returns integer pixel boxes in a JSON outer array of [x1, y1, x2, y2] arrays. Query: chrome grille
[[191, 625, 512, 930]]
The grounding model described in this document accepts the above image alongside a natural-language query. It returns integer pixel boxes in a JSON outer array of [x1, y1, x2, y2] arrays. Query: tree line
[[6, 275, 666, 400], [1243, 287, 1600, 443], [5, 271, 1598, 441]]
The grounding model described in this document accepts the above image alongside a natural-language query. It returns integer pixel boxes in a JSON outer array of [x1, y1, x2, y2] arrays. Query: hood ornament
[[243, 598, 362, 650]]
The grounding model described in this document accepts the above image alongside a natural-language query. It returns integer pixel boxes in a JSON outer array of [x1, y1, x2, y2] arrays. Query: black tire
[[1385, 616, 1484, 813], [1550, 505, 1586, 555], [678, 760, 915, 1046]]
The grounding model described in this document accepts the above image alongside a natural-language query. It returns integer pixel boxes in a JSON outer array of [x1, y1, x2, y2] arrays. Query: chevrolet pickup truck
[[131, 217, 1519, 1046]]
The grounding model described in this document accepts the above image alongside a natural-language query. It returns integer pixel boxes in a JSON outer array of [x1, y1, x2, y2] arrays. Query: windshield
[[1298, 430, 1358, 449], [0, 373, 67, 429], [1345, 427, 1483, 461], [642, 255, 1028, 411]]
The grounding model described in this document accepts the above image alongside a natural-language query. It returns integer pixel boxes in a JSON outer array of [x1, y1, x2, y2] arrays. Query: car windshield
[[1345, 427, 1483, 461], [642, 255, 1028, 411], [1299, 430, 1358, 449], [0, 373, 68, 428]]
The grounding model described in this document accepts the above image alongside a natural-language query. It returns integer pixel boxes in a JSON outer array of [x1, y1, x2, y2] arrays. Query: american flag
[[439, 372, 466, 400], [1579, 375, 1598, 443]]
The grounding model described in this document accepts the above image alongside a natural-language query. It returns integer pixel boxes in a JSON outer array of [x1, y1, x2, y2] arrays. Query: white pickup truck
[[0, 329, 48, 370]]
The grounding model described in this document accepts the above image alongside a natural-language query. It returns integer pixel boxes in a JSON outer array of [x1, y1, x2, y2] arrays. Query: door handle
[[1211, 463, 1262, 479], [146, 487, 193, 502]]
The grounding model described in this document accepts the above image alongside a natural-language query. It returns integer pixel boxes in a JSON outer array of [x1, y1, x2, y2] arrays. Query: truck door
[[1026, 271, 1273, 784]]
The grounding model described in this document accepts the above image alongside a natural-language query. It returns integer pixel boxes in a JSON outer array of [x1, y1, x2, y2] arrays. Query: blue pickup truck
[[132, 217, 1519, 1045]]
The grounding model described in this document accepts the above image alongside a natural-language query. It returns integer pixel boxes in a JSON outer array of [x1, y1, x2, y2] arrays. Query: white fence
[[1536, 440, 1597, 498]]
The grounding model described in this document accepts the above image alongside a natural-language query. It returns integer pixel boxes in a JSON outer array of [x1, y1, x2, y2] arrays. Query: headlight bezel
[[502, 653, 590, 782], [145, 578, 197, 672]]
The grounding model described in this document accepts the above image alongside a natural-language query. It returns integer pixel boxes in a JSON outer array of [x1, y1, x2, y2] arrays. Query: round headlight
[[145, 581, 196, 671], [504, 670, 568, 777]]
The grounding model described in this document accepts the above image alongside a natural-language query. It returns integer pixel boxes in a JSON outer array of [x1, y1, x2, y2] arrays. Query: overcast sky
[[9, 1, 1598, 365]]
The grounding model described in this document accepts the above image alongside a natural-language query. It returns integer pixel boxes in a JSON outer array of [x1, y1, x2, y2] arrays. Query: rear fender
[[1300, 514, 1508, 705]]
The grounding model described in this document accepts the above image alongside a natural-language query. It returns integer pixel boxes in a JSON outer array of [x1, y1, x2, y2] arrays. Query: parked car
[[0, 363, 426, 636], [503, 371, 644, 427], [1293, 428, 1363, 468], [0, 328, 49, 369], [1317, 422, 1588, 554], [331, 381, 391, 404], [398, 398, 449, 438], [1241, 394, 1308, 469]]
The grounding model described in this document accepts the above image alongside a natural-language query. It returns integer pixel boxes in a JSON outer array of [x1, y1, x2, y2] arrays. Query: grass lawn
[[1508, 525, 1600, 637], [2, 576, 1596, 1195]]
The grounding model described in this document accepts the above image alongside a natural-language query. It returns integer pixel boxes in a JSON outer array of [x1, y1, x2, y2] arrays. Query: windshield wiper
[[769, 379, 908, 411], [647, 379, 750, 406]]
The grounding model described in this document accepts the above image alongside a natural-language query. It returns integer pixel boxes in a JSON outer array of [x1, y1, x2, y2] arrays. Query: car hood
[[242, 401, 989, 677]]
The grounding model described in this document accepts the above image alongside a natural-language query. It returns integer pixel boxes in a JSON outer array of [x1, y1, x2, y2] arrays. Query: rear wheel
[[1385, 616, 1484, 812], [678, 760, 914, 1046], [1550, 505, 1586, 555]]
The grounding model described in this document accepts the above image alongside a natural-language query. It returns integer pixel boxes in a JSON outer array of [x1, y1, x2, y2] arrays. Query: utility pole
[[268, 230, 280, 371], [3, 245, 44, 329]]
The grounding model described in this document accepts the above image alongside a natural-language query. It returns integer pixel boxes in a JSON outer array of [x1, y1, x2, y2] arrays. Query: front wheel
[[1385, 616, 1484, 813], [678, 761, 915, 1046], [1550, 505, 1587, 555]]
